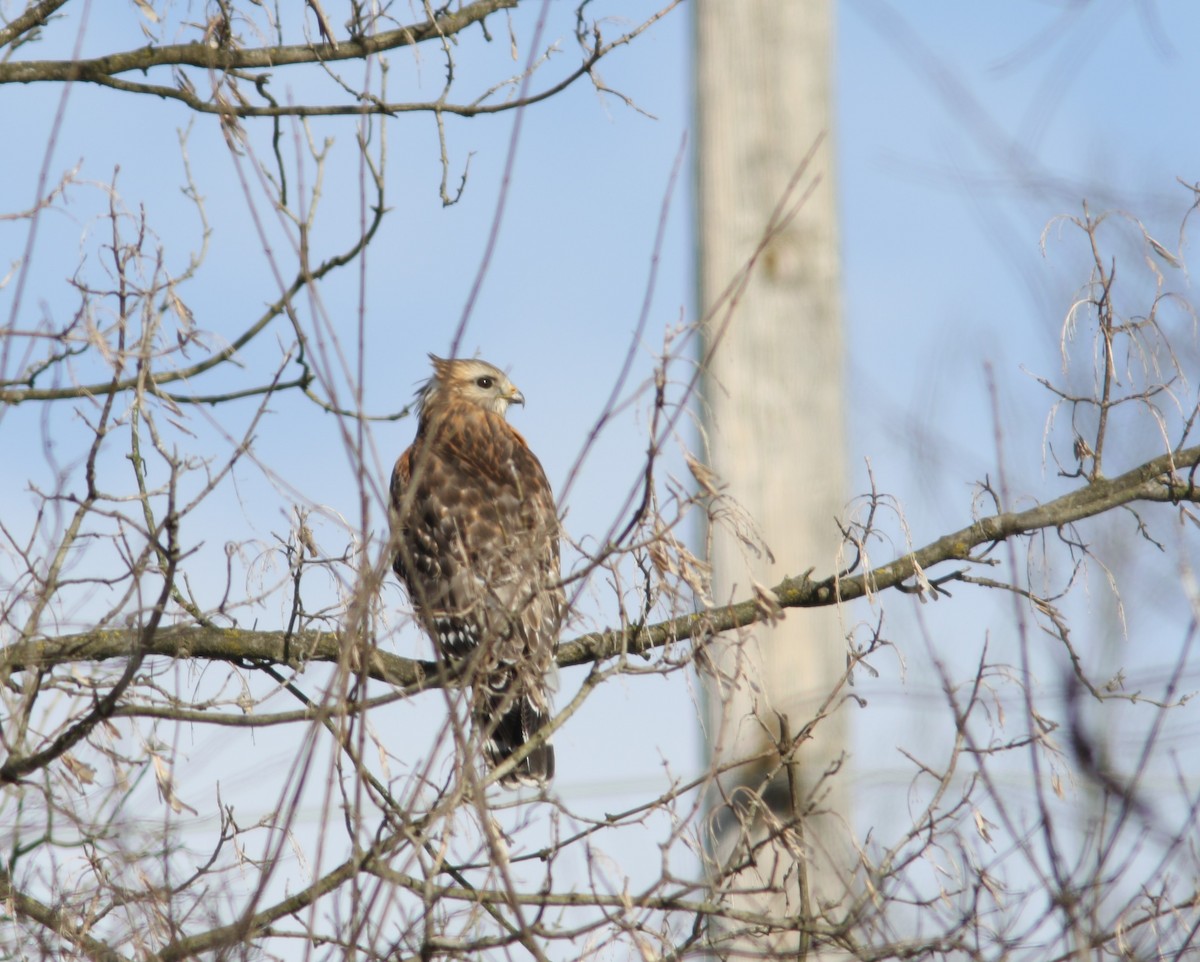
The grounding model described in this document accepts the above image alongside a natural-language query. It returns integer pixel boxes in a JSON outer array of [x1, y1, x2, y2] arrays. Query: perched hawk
[[390, 356, 563, 787]]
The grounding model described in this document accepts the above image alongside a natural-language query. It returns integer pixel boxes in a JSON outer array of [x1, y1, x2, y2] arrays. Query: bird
[[390, 355, 563, 787]]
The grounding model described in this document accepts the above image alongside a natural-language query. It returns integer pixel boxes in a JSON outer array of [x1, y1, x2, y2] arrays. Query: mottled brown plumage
[[390, 356, 563, 787]]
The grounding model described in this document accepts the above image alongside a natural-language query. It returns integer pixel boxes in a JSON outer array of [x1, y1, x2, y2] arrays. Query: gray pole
[[695, 1, 850, 953]]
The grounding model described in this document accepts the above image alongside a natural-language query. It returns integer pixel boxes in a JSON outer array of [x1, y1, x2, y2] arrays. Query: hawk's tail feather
[[483, 690, 555, 788]]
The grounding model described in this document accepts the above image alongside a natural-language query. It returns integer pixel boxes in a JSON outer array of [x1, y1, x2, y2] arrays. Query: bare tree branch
[[5, 443, 1195, 688], [0, 867, 124, 962], [0, 1, 516, 83], [0, 0, 72, 51]]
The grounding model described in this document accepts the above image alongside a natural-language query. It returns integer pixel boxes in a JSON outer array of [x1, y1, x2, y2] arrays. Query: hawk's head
[[418, 355, 525, 417]]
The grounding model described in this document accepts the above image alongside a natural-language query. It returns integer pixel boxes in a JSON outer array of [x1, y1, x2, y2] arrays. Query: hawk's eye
[[476, 376, 494, 389]]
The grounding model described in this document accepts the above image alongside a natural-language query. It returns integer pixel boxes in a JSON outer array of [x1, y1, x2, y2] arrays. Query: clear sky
[[3, 0, 1199, 935]]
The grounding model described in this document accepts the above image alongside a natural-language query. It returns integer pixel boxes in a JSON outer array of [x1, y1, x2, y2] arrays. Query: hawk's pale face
[[423, 356, 524, 417]]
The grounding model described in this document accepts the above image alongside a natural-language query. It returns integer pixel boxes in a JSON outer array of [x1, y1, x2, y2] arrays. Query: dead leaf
[[151, 751, 198, 816], [132, 0, 159, 23]]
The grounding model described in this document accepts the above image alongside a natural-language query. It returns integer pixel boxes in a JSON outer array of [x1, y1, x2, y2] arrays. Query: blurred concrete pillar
[[696, 1, 851, 954]]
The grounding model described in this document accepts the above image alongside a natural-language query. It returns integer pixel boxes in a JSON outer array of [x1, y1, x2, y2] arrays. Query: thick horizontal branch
[[0, 625, 438, 689], [2, 446, 1196, 689], [562, 443, 1200, 662], [0, 0, 515, 85]]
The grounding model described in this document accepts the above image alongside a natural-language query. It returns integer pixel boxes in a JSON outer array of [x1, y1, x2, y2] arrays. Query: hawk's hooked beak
[[506, 387, 525, 406]]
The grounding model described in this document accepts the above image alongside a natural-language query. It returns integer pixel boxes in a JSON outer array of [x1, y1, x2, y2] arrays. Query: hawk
[[390, 356, 563, 787]]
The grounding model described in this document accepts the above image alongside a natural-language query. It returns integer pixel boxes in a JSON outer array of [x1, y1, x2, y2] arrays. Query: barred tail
[[483, 688, 555, 787]]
